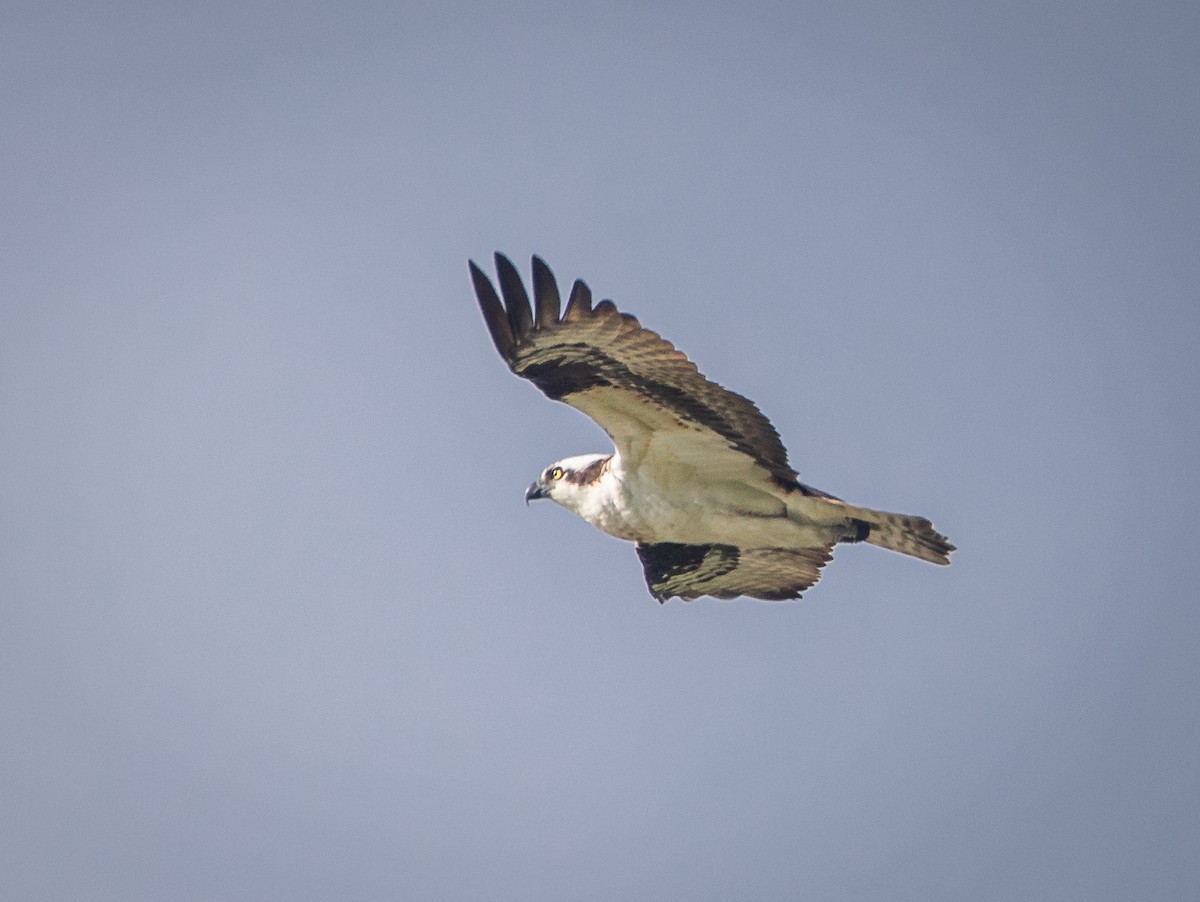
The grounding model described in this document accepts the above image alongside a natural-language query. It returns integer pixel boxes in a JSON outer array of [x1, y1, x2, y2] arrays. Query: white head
[[524, 453, 612, 515]]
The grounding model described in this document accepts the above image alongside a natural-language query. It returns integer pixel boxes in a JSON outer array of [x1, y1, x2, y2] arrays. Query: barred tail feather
[[839, 504, 955, 565]]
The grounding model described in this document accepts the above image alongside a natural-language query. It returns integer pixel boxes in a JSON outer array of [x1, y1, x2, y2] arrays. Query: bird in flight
[[469, 254, 954, 602]]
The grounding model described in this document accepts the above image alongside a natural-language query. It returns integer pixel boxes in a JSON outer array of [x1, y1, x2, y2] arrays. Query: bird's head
[[525, 453, 611, 512]]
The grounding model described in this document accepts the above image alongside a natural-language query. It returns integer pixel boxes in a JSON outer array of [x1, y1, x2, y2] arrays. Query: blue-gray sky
[[3, 2, 1198, 899]]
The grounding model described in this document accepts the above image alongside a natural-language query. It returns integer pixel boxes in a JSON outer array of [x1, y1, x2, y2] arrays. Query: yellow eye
[[550, 467, 564, 480]]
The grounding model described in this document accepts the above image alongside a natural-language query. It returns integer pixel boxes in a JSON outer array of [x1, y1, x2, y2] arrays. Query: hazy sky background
[[3, 2, 1198, 899]]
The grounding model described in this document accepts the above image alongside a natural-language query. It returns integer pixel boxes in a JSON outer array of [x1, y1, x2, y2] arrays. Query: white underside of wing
[[566, 385, 776, 486]]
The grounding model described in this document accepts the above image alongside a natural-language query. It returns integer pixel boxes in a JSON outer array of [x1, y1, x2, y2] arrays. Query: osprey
[[469, 254, 954, 602]]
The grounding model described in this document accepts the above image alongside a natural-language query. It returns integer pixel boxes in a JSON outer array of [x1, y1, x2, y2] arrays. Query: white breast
[[573, 457, 809, 547]]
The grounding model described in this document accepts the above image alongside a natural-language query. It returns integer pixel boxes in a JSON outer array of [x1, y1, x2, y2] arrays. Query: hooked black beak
[[525, 481, 549, 504]]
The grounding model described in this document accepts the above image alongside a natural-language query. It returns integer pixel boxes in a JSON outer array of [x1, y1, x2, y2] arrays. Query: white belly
[[576, 468, 836, 548]]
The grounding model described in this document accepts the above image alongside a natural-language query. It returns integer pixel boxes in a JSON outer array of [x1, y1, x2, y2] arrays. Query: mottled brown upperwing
[[468, 253, 810, 490], [635, 542, 833, 602]]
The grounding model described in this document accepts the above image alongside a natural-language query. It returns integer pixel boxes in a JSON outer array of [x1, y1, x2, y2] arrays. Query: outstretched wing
[[635, 542, 833, 602], [469, 253, 807, 489]]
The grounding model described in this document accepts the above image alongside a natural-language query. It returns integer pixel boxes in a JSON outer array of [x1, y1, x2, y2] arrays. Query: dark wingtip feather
[[562, 279, 593, 322], [494, 252, 533, 339], [469, 259, 516, 362], [531, 256, 561, 329]]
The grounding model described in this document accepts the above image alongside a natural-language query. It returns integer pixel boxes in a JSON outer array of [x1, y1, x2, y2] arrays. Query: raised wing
[[469, 253, 805, 489], [635, 542, 833, 601]]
